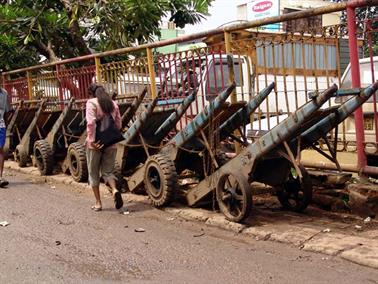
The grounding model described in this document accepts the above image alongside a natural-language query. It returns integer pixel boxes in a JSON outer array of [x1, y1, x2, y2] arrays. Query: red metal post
[[347, 4, 367, 171], [55, 65, 64, 101], [366, 20, 378, 144]]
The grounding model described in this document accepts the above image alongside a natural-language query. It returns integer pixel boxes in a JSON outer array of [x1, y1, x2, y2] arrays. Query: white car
[[247, 114, 288, 142], [333, 56, 378, 156]]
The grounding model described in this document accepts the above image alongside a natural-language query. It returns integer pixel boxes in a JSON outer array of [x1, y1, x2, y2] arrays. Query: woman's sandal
[[91, 205, 102, 212], [0, 179, 9, 188], [113, 191, 123, 209]]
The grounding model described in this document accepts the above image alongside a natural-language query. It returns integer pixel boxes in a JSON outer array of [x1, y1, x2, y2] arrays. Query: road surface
[[0, 170, 377, 283]]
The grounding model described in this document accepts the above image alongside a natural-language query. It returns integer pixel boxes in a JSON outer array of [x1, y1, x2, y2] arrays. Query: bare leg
[[107, 178, 118, 193], [0, 148, 4, 178], [102, 148, 123, 209], [92, 185, 102, 208], [106, 178, 123, 209], [87, 148, 102, 209]]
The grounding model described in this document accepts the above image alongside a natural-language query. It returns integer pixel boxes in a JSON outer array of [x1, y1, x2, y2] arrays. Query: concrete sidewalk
[[4, 161, 378, 270]]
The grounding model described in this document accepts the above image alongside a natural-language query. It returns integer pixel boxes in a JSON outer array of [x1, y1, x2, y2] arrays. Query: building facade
[[156, 22, 185, 54], [236, 0, 341, 32]]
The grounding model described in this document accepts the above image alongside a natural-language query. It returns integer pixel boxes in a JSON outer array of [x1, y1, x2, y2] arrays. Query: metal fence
[[1, 0, 378, 175]]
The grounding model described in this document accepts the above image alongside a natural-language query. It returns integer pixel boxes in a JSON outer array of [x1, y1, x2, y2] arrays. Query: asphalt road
[[0, 170, 377, 284]]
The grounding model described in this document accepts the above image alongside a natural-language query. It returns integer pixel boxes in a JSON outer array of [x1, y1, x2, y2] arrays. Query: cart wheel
[[67, 142, 88, 182], [216, 171, 252, 223], [276, 165, 313, 212], [144, 154, 177, 207], [14, 145, 28, 167], [34, 140, 54, 175]]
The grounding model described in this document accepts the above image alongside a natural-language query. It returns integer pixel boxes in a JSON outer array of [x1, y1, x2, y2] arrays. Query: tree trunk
[[59, 0, 92, 56], [33, 40, 59, 62]]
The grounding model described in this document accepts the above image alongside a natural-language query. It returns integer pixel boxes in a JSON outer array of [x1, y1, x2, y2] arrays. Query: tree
[[329, 0, 378, 56], [353, 6, 378, 56], [0, 0, 213, 71], [0, 33, 40, 71]]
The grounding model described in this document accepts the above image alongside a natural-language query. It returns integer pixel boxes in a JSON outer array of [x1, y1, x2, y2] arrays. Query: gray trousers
[[86, 147, 117, 187]]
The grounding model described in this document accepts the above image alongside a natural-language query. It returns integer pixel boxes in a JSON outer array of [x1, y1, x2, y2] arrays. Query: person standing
[[0, 87, 10, 187], [85, 84, 123, 211]]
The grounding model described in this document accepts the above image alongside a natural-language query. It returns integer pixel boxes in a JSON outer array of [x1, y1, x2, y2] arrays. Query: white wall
[[236, 0, 341, 27]]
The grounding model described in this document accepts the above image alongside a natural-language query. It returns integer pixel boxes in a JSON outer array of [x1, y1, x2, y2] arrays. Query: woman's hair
[[95, 86, 114, 114], [88, 83, 99, 98]]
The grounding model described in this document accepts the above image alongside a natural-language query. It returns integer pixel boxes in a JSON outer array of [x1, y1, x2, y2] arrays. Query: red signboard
[[252, 1, 273, 13]]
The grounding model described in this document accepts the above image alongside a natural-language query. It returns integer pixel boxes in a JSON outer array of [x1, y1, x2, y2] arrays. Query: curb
[[5, 161, 378, 269]]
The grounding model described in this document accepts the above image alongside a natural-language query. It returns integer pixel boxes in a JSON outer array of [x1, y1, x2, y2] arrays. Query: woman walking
[[86, 84, 123, 211]]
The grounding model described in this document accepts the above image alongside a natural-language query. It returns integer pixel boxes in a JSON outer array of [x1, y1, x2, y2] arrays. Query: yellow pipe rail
[[95, 57, 102, 84], [146, 48, 157, 99]]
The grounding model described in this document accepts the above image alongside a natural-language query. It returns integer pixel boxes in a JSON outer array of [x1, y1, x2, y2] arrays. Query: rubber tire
[[34, 140, 54, 175], [67, 142, 88, 182], [276, 165, 313, 212], [14, 145, 28, 167], [216, 171, 252, 223], [144, 154, 177, 207]]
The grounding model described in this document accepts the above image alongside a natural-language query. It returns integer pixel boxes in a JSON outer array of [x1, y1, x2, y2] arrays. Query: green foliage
[[0, 0, 213, 71], [329, 1, 378, 56], [169, 0, 212, 28], [0, 0, 75, 68], [0, 34, 39, 71], [356, 7, 378, 57]]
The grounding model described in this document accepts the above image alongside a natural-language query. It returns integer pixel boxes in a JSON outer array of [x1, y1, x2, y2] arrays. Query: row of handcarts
[[5, 80, 378, 222]]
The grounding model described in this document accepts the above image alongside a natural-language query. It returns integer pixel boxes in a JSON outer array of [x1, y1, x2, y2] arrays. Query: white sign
[[246, 0, 280, 30]]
